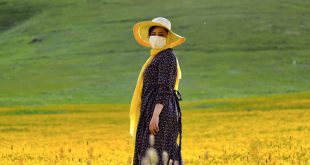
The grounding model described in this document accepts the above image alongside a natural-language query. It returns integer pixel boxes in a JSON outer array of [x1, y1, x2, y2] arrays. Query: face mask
[[149, 36, 167, 49]]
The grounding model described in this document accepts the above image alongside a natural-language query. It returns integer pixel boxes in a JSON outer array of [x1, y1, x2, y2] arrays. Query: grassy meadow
[[0, 0, 310, 164], [0, 0, 309, 105]]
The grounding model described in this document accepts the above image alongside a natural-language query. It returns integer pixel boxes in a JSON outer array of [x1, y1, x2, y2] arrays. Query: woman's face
[[149, 26, 168, 38]]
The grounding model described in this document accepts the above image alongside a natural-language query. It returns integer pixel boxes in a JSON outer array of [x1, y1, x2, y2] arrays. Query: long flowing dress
[[133, 48, 184, 165]]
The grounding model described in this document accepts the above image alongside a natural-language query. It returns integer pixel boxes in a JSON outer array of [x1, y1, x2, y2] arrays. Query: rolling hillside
[[0, 0, 309, 106]]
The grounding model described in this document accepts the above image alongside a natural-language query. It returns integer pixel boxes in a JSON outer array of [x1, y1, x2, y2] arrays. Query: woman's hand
[[149, 114, 159, 135], [149, 103, 163, 135]]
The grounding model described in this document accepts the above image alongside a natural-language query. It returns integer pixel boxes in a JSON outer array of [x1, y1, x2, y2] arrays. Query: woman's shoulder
[[159, 48, 175, 55], [156, 48, 176, 61]]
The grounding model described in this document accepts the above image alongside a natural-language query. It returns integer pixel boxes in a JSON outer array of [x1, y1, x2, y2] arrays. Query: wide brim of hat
[[133, 21, 186, 48]]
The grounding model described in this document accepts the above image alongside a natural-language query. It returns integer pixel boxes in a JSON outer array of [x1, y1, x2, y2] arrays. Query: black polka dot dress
[[133, 48, 184, 165]]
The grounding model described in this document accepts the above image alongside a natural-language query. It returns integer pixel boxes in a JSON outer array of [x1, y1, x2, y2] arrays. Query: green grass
[[0, 0, 309, 106]]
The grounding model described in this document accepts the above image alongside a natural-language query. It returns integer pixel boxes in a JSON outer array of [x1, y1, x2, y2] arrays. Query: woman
[[129, 17, 186, 165]]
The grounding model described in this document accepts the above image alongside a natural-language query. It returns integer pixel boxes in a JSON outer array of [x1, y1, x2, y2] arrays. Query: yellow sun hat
[[133, 17, 186, 48]]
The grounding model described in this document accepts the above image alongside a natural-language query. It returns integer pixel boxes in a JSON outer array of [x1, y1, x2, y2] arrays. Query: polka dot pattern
[[133, 48, 184, 164]]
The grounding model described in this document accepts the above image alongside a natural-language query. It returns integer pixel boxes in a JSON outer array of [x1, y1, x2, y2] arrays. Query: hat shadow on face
[[148, 26, 169, 38]]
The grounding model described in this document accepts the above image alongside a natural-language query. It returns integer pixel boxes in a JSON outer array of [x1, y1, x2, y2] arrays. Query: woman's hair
[[148, 26, 169, 36]]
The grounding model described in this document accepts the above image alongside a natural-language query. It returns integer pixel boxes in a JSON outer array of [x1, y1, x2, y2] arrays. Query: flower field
[[0, 92, 309, 164]]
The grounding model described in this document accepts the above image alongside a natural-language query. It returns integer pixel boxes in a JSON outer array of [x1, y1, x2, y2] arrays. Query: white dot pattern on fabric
[[133, 48, 184, 165]]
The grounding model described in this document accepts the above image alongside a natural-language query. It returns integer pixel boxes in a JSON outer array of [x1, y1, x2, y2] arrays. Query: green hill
[[0, 0, 309, 106]]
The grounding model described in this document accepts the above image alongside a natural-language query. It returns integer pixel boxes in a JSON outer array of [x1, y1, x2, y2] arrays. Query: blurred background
[[1, 0, 310, 164], [1, 0, 309, 106]]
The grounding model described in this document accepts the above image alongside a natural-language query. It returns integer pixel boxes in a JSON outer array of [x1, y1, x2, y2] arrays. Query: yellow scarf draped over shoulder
[[129, 37, 182, 141]]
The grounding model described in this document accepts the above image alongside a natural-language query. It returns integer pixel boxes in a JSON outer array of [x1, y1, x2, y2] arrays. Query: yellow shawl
[[129, 41, 182, 141]]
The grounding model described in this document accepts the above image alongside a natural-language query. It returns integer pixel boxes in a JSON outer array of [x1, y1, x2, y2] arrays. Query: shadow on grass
[[0, 1, 42, 32]]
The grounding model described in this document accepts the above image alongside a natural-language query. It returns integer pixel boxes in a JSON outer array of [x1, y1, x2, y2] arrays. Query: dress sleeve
[[155, 50, 177, 107]]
